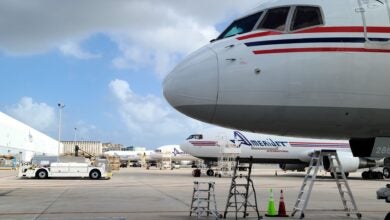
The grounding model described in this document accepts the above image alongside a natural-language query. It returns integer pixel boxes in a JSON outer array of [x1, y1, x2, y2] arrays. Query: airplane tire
[[362, 171, 368, 179], [383, 167, 390, 179], [368, 171, 374, 179], [375, 172, 384, 179], [206, 169, 214, 176], [362, 171, 384, 180], [192, 169, 201, 177]]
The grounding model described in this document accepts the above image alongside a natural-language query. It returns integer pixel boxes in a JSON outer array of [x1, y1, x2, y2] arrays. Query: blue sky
[[0, 1, 258, 148]]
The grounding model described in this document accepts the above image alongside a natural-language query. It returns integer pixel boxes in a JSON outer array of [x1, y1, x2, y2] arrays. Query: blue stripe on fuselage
[[245, 37, 389, 47]]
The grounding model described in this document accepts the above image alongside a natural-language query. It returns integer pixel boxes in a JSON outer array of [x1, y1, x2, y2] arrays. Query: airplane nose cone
[[180, 142, 190, 154], [163, 46, 219, 123]]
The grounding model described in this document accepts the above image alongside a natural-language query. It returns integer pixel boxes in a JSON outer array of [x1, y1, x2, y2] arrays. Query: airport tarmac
[[0, 167, 388, 220]]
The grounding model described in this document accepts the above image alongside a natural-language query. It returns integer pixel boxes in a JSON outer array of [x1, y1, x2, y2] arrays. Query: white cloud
[[59, 41, 100, 59], [0, 1, 261, 145], [0, 0, 258, 76], [74, 121, 97, 141], [110, 17, 219, 77], [6, 97, 56, 132], [109, 79, 207, 145], [111, 44, 152, 71]]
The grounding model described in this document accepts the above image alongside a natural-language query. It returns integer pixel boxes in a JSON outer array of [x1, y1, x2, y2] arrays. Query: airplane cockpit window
[[186, 134, 203, 140], [291, 6, 323, 31], [217, 11, 263, 40], [257, 7, 290, 31]]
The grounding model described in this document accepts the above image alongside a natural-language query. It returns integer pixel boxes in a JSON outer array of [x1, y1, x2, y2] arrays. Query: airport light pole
[[57, 103, 65, 156], [73, 127, 77, 142]]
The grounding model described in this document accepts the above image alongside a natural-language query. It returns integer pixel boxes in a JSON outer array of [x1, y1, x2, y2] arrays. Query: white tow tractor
[[18, 156, 111, 180]]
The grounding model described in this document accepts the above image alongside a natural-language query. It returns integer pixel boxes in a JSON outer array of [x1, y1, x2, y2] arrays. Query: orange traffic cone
[[278, 189, 289, 217]]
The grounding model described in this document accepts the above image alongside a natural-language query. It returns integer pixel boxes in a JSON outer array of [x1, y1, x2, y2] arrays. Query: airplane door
[[210, 34, 289, 110], [207, 11, 265, 108], [209, 37, 252, 102], [357, 0, 390, 42]]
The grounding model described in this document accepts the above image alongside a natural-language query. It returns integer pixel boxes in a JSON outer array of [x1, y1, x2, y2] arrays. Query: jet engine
[[322, 151, 378, 173], [279, 163, 307, 172]]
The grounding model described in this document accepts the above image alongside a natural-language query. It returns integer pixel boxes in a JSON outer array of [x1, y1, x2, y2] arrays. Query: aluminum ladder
[[223, 156, 262, 219], [291, 149, 362, 219], [215, 142, 240, 178], [190, 181, 219, 219]]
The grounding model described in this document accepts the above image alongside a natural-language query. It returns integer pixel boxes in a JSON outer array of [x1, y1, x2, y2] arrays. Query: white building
[[62, 141, 102, 156], [102, 142, 123, 152], [0, 112, 60, 161]]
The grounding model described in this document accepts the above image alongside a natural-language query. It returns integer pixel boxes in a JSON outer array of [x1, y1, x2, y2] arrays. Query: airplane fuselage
[[181, 130, 382, 174], [164, 0, 390, 139], [150, 145, 198, 162], [181, 131, 351, 164]]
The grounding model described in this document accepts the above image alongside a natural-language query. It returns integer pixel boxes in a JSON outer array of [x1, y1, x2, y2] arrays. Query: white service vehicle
[[18, 156, 111, 180]]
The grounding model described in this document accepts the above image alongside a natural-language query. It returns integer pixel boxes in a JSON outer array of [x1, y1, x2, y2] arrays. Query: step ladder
[[215, 142, 241, 178], [223, 156, 262, 219], [190, 181, 219, 219], [291, 150, 362, 219], [160, 150, 172, 169]]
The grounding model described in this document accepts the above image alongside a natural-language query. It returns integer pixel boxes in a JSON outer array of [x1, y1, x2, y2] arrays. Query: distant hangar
[[0, 111, 60, 161]]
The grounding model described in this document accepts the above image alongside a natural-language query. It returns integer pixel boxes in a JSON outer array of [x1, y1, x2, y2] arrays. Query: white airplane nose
[[180, 142, 191, 154], [163, 46, 219, 123]]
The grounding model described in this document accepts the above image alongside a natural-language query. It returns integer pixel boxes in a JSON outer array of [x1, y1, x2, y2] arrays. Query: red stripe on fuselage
[[190, 141, 218, 147], [253, 47, 390, 55], [190, 141, 217, 144], [237, 26, 390, 41], [237, 31, 282, 40]]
